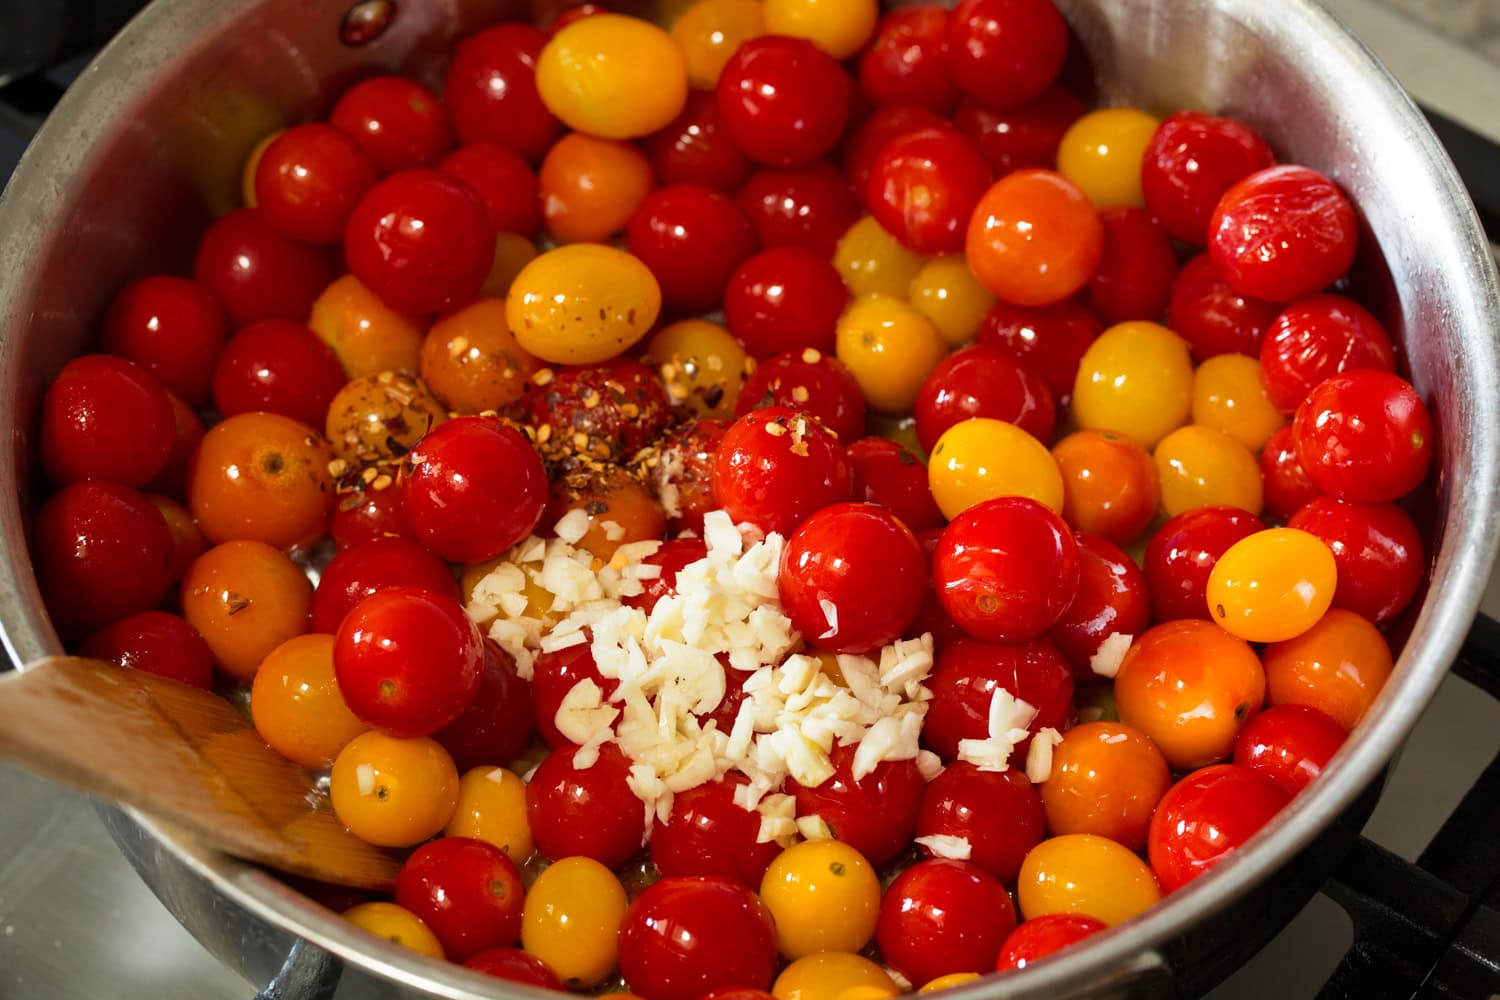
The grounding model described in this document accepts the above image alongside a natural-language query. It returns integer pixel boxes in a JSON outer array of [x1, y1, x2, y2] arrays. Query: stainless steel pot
[[1, 0, 1497, 996]]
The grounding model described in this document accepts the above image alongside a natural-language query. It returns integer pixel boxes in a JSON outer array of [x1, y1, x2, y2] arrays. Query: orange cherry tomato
[[308, 274, 426, 380], [546, 465, 667, 561], [539, 133, 655, 244], [1039, 721, 1172, 851], [187, 412, 335, 549], [1152, 424, 1264, 518], [329, 732, 459, 847], [965, 169, 1104, 307], [1206, 528, 1338, 642], [1051, 429, 1161, 545], [1017, 834, 1161, 926], [1263, 608, 1393, 730], [344, 902, 444, 959], [250, 633, 367, 767], [181, 540, 312, 681], [419, 298, 541, 414], [446, 766, 535, 863]]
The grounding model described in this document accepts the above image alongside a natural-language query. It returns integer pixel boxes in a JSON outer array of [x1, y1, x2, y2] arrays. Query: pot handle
[[253, 939, 342, 1000]]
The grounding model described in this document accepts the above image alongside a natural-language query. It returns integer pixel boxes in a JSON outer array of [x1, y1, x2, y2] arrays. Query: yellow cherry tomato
[[1056, 108, 1161, 209], [481, 231, 540, 299], [773, 952, 899, 1000], [928, 417, 1065, 518], [1017, 834, 1162, 926], [1072, 321, 1194, 449], [760, 840, 881, 959], [1191, 353, 1286, 452], [521, 856, 629, 989], [671, 0, 765, 89], [537, 14, 688, 140], [343, 902, 444, 959], [249, 633, 367, 769], [507, 244, 661, 365], [309, 274, 426, 380], [643, 318, 748, 419], [1206, 527, 1338, 642], [920, 973, 983, 992], [909, 255, 996, 346], [1152, 425, 1264, 517], [241, 129, 282, 208], [764, 0, 879, 59], [835, 294, 946, 413], [835, 216, 929, 299], [445, 766, 534, 862], [329, 732, 459, 848]]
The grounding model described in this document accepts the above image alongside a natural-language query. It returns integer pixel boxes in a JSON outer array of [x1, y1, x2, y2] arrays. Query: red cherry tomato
[[395, 836, 524, 961], [716, 36, 852, 167], [911, 527, 969, 649], [623, 538, 710, 616], [40, 354, 175, 488], [437, 143, 543, 236], [528, 358, 673, 464], [1147, 764, 1290, 893], [464, 948, 563, 988], [1259, 294, 1396, 412], [211, 319, 346, 429], [1166, 252, 1280, 363], [651, 776, 781, 888], [330, 75, 453, 174], [343, 168, 494, 315], [643, 90, 756, 193], [101, 275, 227, 406], [842, 104, 951, 197], [651, 420, 729, 537], [332, 485, 415, 549], [34, 481, 173, 637], [1260, 425, 1322, 523], [724, 248, 848, 358], [1288, 496, 1423, 623], [923, 636, 1075, 762], [401, 416, 548, 564], [933, 497, 1081, 643], [1140, 111, 1276, 245], [736, 350, 866, 444], [996, 913, 1107, 970], [914, 344, 1056, 452], [149, 394, 208, 498], [531, 643, 619, 750], [333, 587, 484, 737], [868, 127, 993, 255], [1208, 165, 1358, 302], [1048, 532, 1151, 682], [735, 162, 859, 257], [944, 0, 1068, 110], [878, 859, 1017, 985], [627, 184, 759, 313], [254, 123, 377, 244], [712, 407, 851, 537], [618, 876, 778, 1000], [916, 761, 1043, 883], [444, 24, 560, 161], [78, 610, 214, 689], [1233, 703, 1347, 796], [547, 3, 608, 34], [975, 298, 1101, 402], [953, 85, 1084, 177], [193, 209, 333, 327], [789, 742, 926, 867], [1143, 506, 1263, 622], [847, 437, 945, 534], [527, 742, 646, 868], [434, 640, 534, 771], [1292, 371, 1433, 503], [858, 6, 959, 113], [311, 537, 461, 634], [967, 169, 1104, 307], [1087, 207, 1178, 325]]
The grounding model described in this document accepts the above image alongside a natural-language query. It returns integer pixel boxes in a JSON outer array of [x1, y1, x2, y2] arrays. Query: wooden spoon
[[0, 655, 401, 889]]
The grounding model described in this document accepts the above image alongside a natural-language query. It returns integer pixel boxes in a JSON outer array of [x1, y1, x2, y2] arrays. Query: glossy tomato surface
[[618, 877, 778, 1000], [877, 859, 1017, 985], [1148, 764, 1290, 893]]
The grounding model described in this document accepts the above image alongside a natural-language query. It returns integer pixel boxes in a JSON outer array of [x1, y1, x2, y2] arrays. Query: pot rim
[[1, 0, 1498, 996]]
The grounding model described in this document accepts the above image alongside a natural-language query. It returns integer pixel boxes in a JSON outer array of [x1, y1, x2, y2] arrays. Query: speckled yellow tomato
[[1072, 321, 1194, 449], [537, 14, 688, 139], [642, 318, 748, 419], [671, 0, 765, 89], [773, 952, 899, 1000], [760, 840, 881, 959], [1191, 353, 1286, 452], [308, 274, 425, 379], [329, 732, 458, 848], [343, 902, 444, 959], [929, 417, 1065, 518], [241, 129, 282, 208], [835, 294, 946, 413], [1152, 424, 1264, 517], [1056, 108, 1161, 209], [1207, 528, 1338, 642], [919, 973, 983, 992], [1017, 834, 1162, 926], [764, 0, 879, 59], [444, 766, 534, 862], [909, 254, 996, 346], [834, 216, 929, 299], [521, 856, 629, 989], [507, 244, 661, 365]]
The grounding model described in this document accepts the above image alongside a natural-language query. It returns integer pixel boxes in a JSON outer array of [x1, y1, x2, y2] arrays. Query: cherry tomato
[[329, 732, 460, 847], [725, 248, 848, 358], [915, 345, 1056, 453], [843, 104, 951, 197], [529, 359, 672, 466], [344, 902, 444, 959], [1260, 425, 1322, 523], [147, 493, 206, 581], [250, 633, 367, 767], [545, 465, 667, 560], [915, 761, 1043, 883], [847, 437, 945, 533], [933, 497, 1079, 642], [619, 876, 778, 1000], [1259, 294, 1396, 412], [736, 162, 858, 258], [419, 298, 541, 415], [858, 6, 959, 113], [1140, 111, 1276, 244], [627, 183, 759, 312], [186, 411, 335, 550], [923, 636, 1075, 762], [527, 742, 646, 867], [464, 948, 563, 988], [311, 538, 458, 634], [716, 35, 852, 166], [508, 243, 662, 365], [325, 373, 447, 471], [541, 132, 655, 243], [1057, 108, 1159, 209], [1147, 764, 1289, 893], [644, 89, 756, 193], [193, 209, 333, 327], [652, 777, 781, 888], [446, 766, 534, 861], [1288, 496, 1423, 623], [1234, 703, 1347, 796], [1206, 526, 1338, 642], [437, 143, 542, 236], [967, 169, 1104, 306], [712, 407, 851, 537], [1143, 505, 1264, 622], [1191, 353, 1285, 453], [394, 837, 523, 962], [996, 913, 1107, 970], [522, 856, 630, 988], [308, 274, 425, 379], [1208, 165, 1358, 302], [1047, 533, 1152, 680], [647, 420, 729, 536], [211, 319, 346, 429], [975, 298, 1101, 402], [547, 3, 609, 34], [792, 743, 925, 864], [253, 123, 376, 244], [772, 953, 896, 1000], [1153, 424, 1264, 518], [101, 275, 226, 406], [1262, 608, 1393, 730], [764, 0, 878, 60], [1167, 252, 1280, 362], [1073, 321, 1194, 449], [671, 0, 765, 90], [344, 168, 494, 315], [444, 24, 560, 160], [909, 254, 996, 346], [1039, 721, 1170, 850], [737, 349, 865, 444], [332, 482, 415, 549], [953, 85, 1083, 176], [1293, 371, 1433, 504], [944, 0, 1068, 109], [833, 214, 929, 300], [181, 540, 311, 681], [1114, 619, 1265, 770], [79, 610, 213, 689], [878, 859, 1017, 986], [1087, 207, 1177, 325], [868, 128, 993, 255], [538, 14, 688, 139], [1016, 834, 1161, 926], [645, 319, 747, 420], [1051, 430, 1160, 546], [838, 294, 949, 415], [760, 839, 882, 958], [330, 75, 452, 174], [40, 354, 175, 488], [927, 416, 1063, 519], [434, 640, 533, 772]]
